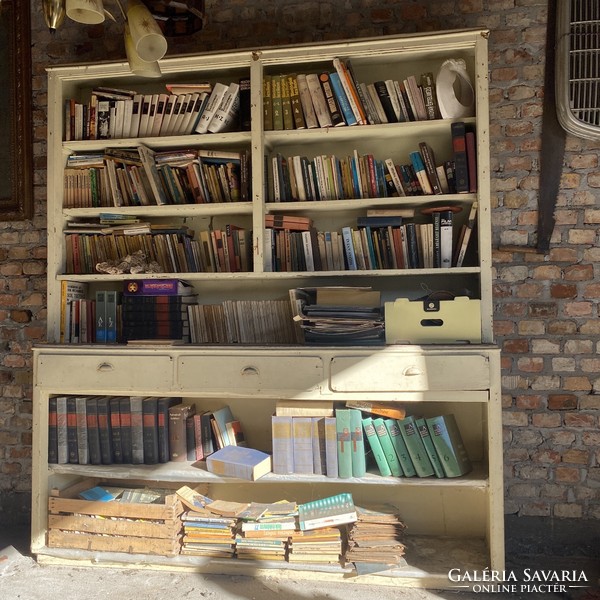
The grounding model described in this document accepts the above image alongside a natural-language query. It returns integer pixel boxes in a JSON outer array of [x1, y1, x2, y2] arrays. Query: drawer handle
[[403, 366, 423, 377], [241, 366, 259, 376], [97, 362, 114, 372]]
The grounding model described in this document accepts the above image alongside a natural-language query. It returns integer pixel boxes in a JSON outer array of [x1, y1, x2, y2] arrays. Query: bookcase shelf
[[34, 29, 503, 588]]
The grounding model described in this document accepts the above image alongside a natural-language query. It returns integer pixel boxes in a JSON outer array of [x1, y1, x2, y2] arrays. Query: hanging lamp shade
[[124, 23, 162, 78], [127, 0, 168, 62], [43, 0, 67, 31], [65, 0, 106, 24]]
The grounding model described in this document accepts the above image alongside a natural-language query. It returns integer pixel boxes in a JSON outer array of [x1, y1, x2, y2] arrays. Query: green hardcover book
[[384, 418, 416, 477], [335, 409, 353, 479], [415, 417, 445, 478], [271, 74, 284, 131], [426, 414, 473, 477], [349, 408, 366, 477], [397, 415, 434, 477], [362, 417, 391, 476], [373, 417, 403, 476]]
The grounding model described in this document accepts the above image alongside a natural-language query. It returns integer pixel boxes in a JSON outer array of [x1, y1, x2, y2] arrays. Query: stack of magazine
[[289, 287, 384, 345]]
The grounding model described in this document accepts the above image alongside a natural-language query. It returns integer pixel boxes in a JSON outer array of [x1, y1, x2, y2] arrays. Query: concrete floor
[[1, 519, 598, 600]]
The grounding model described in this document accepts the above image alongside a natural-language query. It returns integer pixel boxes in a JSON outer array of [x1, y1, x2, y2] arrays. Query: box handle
[[403, 366, 423, 377], [97, 362, 114, 372]]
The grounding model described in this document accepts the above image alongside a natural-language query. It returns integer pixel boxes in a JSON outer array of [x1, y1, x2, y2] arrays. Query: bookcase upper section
[[46, 28, 492, 344]]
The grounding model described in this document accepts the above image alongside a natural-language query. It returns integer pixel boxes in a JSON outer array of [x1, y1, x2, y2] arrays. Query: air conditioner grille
[[556, 0, 600, 138]]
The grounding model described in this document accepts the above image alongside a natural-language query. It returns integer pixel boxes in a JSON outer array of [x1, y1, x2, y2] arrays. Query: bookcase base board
[[33, 534, 489, 589]]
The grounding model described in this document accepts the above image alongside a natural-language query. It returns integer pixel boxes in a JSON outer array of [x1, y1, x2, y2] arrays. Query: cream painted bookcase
[[32, 29, 504, 588]]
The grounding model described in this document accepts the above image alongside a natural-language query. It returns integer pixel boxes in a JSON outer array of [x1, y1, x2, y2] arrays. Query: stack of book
[[289, 286, 384, 345], [298, 493, 357, 531], [287, 526, 343, 564], [121, 279, 196, 343], [234, 501, 297, 561], [343, 505, 407, 572], [180, 510, 237, 558]]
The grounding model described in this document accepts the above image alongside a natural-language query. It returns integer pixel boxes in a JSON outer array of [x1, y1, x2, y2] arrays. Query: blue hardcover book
[[105, 290, 118, 343], [329, 71, 357, 126]]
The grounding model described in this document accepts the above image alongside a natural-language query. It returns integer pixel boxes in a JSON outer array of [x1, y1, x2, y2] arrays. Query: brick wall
[[1, 0, 596, 522]]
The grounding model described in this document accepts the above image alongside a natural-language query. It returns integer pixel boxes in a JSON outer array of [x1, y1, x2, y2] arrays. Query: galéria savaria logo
[[448, 569, 590, 593]]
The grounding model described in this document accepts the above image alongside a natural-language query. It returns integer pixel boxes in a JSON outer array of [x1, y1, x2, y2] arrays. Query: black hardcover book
[[142, 397, 159, 465], [66, 396, 79, 464], [186, 415, 197, 461], [119, 396, 133, 464], [86, 396, 102, 465], [157, 397, 182, 463], [109, 397, 123, 464], [373, 81, 398, 123], [97, 396, 113, 464], [200, 411, 215, 457], [239, 76, 251, 131], [48, 397, 58, 464], [405, 222, 421, 269]]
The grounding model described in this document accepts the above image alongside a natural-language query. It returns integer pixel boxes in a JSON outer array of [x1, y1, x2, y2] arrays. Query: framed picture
[[0, 1, 33, 220]]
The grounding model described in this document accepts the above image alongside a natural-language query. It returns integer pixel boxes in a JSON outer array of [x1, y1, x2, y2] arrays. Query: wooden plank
[[48, 514, 182, 538], [48, 496, 183, 520], [48, 530, 181, 556]]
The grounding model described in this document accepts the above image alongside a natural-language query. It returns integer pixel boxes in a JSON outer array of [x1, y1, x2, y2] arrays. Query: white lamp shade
[[124, 24, 162, 78], [127, 0, 168, 63], [66, 0, 106, 25]]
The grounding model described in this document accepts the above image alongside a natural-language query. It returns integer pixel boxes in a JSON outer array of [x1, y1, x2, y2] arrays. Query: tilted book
[[426, 414, 473, 477], [373, 417, 403, 477], [397, 415, 434, 477], [416, 417, 445, 478], [384, 418, 416, 477], [362, 417, 391, 477]]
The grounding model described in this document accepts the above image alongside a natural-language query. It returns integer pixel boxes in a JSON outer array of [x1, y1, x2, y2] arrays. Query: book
[[74, 396, 89, 465], [48, 397, 58, 464], [318, 72, 345, 127], [124, 279, 194, 296], [345, 401, 406, 420], [324, 416, 338, 478], [207, 82, 240, 133], [271, 415, 294, 474], [280, 74, 294, 130], [205, 445, 272, 481], [287, 74, 306, 130], [210, 405, 235, 448], [312, 417, 327, 475], [349, 408, 366, 477], [95, 290, 106, 343], [292, 416, 314, 474], [238, 76, 251, 131], [262, 75, 273, 130], [466, 129, 478, 193], [60, 281, 88, 343], [109, 396, 123, 464], [454, 202, 478, 267], [194, 82, 228, 134], [298, 493, 357, 530], [55, 396, 68, 464], [65, 396, 79, 464], [187, 413, 204, 460], [129, 396, 144, 464], [275, 400, 334, 417], [397, 416, 434, 477], [305, 73, 333, 128], [271, 74, 283, 130], [384, 418, 416, 477], [118, 396, 132, 464], [296, 73, 319, 129], [415, 417, 445, 478], [362, 417, 391, 476], [451, 121, 470, 193], [142, 396, 159, 464], [371, 417, 403, 476], [96, 396, 113, 464], [409, 151, 433, 195], [418, 141, 443, 195], [335, 409, 352, 478], [426, 414, 473, 477], [169, 403, 196, 461]]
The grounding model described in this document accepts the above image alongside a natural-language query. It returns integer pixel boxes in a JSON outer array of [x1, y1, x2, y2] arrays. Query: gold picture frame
[[0, 0, 33, 220]]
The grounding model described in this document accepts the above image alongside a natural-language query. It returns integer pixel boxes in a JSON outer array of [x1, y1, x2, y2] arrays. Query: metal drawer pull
[[97, 362, 114, 372], [241, 366, 259, 376], [403, 366, 423, 377]]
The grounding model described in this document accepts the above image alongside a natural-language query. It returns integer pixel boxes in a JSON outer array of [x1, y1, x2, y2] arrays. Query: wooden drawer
[[36, 353, 174, 392], [177, 355, 324, 395], [329, 353, 490, 392]]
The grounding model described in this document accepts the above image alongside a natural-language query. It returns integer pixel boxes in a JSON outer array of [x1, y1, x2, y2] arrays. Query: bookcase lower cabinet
[[32, 345, 504, 588]]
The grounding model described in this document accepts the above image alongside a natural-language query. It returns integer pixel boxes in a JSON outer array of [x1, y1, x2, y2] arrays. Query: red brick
[[548, 395, 578, 410]]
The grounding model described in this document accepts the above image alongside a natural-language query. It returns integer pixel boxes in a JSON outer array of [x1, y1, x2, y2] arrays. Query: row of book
[[269, 129, 474, 204], [265, 208, 477, 273], [188, 299, 299, 345], [64, 80, 251, 142], [47, 396, 242, 465], [64, 223, 253, 275], [271, 405, 472, 479], [64, 146, 250, 208], [264, 61, 443, 132]]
